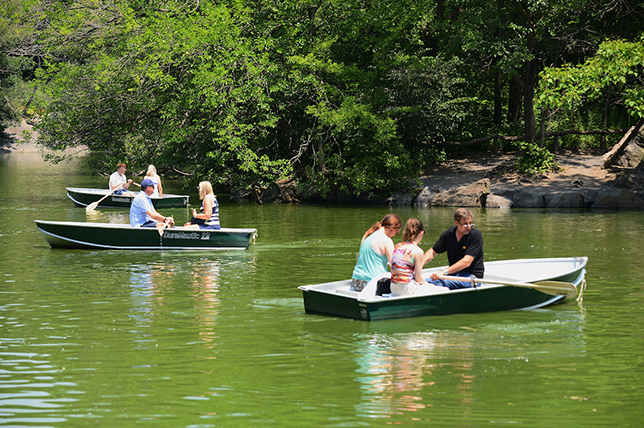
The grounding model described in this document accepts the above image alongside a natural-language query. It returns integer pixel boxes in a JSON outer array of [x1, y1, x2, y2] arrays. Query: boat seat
[[336, 289, 359, 297]]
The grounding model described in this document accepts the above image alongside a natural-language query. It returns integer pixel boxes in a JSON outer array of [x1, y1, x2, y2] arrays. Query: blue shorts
[[113, 189, 124, 195]]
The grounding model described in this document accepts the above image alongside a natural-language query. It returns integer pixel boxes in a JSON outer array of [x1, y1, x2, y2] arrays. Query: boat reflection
[[189, 260, 221, 347], [352, 309, 586, 420]]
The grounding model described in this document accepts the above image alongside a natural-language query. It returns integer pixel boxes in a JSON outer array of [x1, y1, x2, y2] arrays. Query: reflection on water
[[353, 309, 587, 421], [85, 210, 129, 224], [128, 259, 223, 348]]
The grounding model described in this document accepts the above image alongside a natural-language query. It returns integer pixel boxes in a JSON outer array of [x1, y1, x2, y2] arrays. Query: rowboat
[[298, 257, 588, 321], [35, 220, 257, 250], [66, 187, 190, 209]]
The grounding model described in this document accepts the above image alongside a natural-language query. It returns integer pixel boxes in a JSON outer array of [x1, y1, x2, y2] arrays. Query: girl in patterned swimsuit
[[390, 218, 434, 296]]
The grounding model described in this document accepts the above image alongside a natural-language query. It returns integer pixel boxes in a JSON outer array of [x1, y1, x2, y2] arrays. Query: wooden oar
[[85, 185, 122, 212], [439, 275, 577, 298]]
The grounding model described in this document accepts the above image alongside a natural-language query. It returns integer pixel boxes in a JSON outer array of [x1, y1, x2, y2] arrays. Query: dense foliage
[[2, 0, 643, 198]]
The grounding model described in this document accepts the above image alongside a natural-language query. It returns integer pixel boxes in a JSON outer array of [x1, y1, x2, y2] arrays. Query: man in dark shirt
[[423, 208, 484, 289]]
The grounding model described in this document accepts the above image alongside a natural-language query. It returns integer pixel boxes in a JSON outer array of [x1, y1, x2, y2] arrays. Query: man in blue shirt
[[130, 179, 175, 227]]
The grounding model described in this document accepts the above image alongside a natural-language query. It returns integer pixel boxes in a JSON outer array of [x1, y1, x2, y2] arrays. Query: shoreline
[[3, 121, 641, 209]]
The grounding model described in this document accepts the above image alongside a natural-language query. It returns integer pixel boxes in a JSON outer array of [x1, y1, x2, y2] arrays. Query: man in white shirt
[[109, 163, 134, 196]]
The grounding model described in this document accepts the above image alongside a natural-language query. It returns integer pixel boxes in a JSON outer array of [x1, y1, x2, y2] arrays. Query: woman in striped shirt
[[183, 181, 221, 230]]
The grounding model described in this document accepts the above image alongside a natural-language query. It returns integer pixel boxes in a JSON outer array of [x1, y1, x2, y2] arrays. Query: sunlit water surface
[[1, 152, 643, 427]]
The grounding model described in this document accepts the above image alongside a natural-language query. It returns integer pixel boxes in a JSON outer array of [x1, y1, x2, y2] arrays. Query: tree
[[537, 37, 644, 119], [0, 0, 39, 130]]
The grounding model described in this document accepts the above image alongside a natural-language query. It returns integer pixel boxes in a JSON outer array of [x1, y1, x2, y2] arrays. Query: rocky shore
[[387, 150, 644, 209]]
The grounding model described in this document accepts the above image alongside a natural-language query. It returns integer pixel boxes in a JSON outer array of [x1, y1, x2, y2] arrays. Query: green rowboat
[[66, 187, 189, 209], [35, 220, 257, 250], [299, 257, 588, 321]]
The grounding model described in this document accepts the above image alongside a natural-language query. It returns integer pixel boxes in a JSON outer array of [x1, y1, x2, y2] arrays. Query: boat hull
[[35, 220, 257, 250], [299, 257, 588, 321], [66, 187, 189, 209]]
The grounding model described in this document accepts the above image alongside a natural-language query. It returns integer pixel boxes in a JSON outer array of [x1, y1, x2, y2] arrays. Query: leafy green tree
[[32, 0, 291, 191], [537, 37, 644, 119], [247, 0, 475, 197], [0, 0, 38, 130], [14, 0, 644, 200]]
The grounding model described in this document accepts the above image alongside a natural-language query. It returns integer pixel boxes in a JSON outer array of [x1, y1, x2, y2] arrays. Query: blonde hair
[[198, 181, 214, 200], [145, 165, 157, 177]]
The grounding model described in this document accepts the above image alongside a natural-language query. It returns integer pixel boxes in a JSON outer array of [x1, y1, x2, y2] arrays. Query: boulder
[[618, 189, 644, 209], [545, 192, 585, 208], [583, 190, 600, 208], [386, 192, 414, 206], [511, 190, 545, 208], [614, 161, 644, 191], [485, 194, 513, 208], [592, 195, 619, 208], [414, 186, 435, 207], [614, 137, 644, 168], [429, 179, 491, 207]]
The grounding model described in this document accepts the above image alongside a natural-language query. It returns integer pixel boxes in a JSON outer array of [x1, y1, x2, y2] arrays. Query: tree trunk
[[539, 107, 546, 148], [523, 59, 536, 144], [601, 96, 608, 152], [508, 78, 522, 124], [494, 69, 502, 125]]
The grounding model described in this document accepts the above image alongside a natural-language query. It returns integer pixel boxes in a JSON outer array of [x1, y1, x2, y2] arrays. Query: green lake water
[[1, 152, 643, 427]]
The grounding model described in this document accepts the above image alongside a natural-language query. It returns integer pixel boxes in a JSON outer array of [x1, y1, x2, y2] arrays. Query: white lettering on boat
[[163, 232, 201, 240], [201, 232, 210, 240], [112, 197, 131, 203]]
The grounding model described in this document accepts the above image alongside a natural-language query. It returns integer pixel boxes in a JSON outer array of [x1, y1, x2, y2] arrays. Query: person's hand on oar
[[86, 184, 122, 212], [157, 216, 174, 236]]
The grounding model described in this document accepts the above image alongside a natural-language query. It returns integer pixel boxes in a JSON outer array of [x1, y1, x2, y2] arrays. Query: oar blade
[[533, 281, 577, 298], [85, 201, 99, 212]]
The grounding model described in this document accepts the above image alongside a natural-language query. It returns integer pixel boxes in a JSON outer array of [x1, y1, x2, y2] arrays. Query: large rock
[[614, 161, 644, 191], [486, 194, 513, 208], [592, 195, 619, 208], [386, 192, 414, 206], [545, 192, 585, 208], [430, 179, 491, 207], [414, 186, 436, 207], [614, 137, 644, 168], [510, 190, 545, 208], [618, 189, 644, 209], [583, 190, 600, 208]]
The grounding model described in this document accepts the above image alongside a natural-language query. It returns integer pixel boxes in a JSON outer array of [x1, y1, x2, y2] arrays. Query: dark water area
[[1, 152, 643, 427]]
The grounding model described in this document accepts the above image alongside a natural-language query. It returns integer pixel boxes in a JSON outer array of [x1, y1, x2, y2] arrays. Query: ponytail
[[361, 213, 402, 242], [402, 218, 424, 242]]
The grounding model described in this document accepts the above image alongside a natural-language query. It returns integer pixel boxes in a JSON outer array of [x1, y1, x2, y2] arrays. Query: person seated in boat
[[109, 162, 135, 196], [130, 179, 175, 228], [350, 213, 402, 292], [183, 181, 221, 230], [390, 218, 439, 296], [423, 207, 484, 289], [144, 164, 163, 197]]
